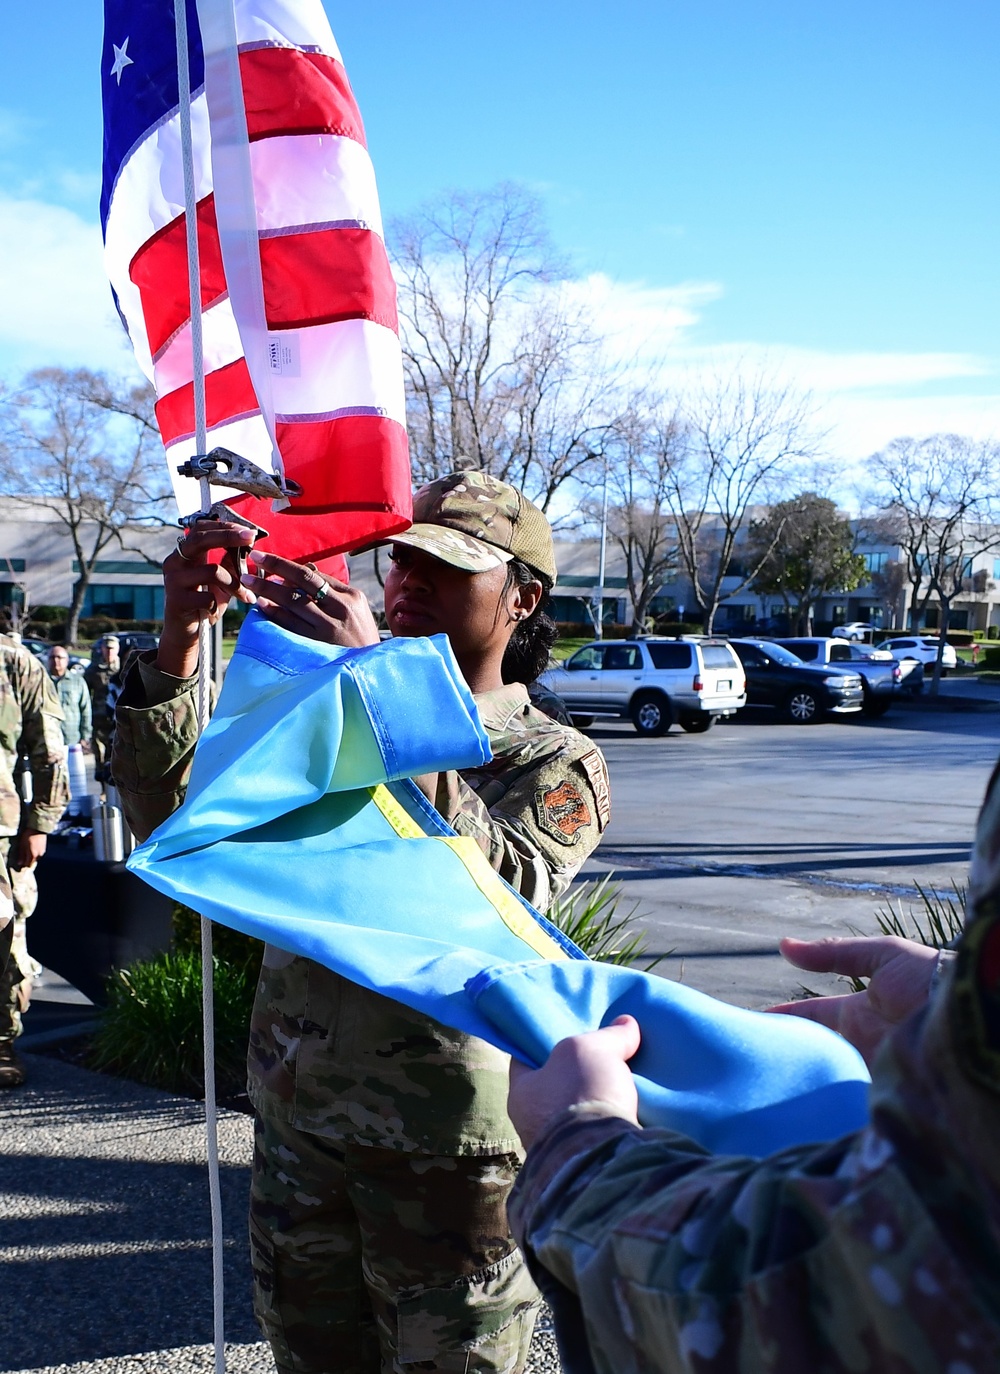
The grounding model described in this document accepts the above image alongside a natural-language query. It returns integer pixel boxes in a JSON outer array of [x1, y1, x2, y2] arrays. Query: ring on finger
[[176, 536, 197, 562], [312, 580, 330, 606], [289, 588, 309, 604]]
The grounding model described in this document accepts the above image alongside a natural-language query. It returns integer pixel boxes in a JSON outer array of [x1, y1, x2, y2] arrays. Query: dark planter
[[30, 841, 174, 1005]]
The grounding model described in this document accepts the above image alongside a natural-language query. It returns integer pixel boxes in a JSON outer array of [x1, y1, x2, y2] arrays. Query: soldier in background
[[0, 634, 69, 1089], [506, 780, 1000, 1372], [85, 634, 121, 786]]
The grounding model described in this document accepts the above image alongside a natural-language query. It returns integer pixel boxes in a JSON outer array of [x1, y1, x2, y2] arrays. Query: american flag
[[100, 0, 411, 567]]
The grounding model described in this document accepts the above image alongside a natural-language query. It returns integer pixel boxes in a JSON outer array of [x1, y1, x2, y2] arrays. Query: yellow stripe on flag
[[370, 785, 569, 962]]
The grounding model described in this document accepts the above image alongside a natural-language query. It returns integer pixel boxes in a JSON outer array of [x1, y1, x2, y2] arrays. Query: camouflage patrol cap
[[389, 471, 556, 581]]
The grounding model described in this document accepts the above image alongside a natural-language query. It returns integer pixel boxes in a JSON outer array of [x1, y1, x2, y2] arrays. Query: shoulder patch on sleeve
[[534, 780, 593, 846], [579, 748, 611, 831]]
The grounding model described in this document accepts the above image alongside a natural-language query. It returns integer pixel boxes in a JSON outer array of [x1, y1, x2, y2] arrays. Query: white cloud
[[567, 272, 1000, 462], [0, 196, 141, 378], [568, 272, 723, 360]]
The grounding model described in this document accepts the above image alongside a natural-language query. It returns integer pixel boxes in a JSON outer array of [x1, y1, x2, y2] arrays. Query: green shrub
[[172, 902, 264, 969], [945, 631, 974, 647], [88, 948, 257, 1099], [989, 625, 999, 641], [548, 873, 665, 970], [979, 646, 1000, 671], [651, 620, 705, 637]]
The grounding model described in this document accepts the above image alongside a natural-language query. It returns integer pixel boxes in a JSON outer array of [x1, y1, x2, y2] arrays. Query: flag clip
[[177, 448, 302, 501], [177, 449, 303, 576]]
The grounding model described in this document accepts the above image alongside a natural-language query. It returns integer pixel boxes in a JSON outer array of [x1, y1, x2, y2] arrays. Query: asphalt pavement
[[0, 1055, 562, 1374], [582, 698, 1000, 1005]]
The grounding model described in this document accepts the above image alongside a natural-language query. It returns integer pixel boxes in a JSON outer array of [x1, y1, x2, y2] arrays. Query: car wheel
[[630, 692, 672, 736], [680, 714, 714, 733], [786, 690, 821, 724], [569, 715, 594, 729]]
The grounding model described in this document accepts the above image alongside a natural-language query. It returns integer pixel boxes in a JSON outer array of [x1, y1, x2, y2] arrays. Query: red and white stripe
[[103, 0, 410, 565]]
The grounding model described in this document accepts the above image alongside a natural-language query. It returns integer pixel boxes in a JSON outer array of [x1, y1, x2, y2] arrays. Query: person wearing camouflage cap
[[506, 794, 1000, 1373], [112, 471, 611, 1374]]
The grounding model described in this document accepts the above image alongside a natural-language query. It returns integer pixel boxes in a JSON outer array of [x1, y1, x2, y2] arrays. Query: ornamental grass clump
[[89, 908, 263, 1099], [549, 872, 665, 970]]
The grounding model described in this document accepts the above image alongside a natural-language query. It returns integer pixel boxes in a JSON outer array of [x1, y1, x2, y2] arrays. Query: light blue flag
[[128, 612, 870, 1157]]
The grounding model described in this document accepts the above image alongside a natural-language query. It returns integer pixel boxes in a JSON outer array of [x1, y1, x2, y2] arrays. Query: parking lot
[[580, 705, 1000, 1008]]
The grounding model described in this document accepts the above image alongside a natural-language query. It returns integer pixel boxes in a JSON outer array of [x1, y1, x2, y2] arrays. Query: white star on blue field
[[110, 37, 133, 86]]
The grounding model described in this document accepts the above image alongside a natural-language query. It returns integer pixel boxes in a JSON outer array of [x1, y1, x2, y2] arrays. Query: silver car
[[538, 637, 747, 736]]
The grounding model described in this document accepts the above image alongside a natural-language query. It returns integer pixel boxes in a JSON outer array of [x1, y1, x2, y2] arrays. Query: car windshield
[[758, 642, 806, 666]]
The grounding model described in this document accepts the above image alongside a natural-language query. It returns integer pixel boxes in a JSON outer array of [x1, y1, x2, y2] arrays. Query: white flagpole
[[174, 3, 226, 1371]]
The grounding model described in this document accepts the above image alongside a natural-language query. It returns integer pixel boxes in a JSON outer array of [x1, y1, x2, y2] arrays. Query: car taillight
[[693, 675, 704, 692], [893, 665, 901, 681]]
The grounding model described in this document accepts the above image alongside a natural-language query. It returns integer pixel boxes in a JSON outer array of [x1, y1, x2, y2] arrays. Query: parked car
[[729, 638, 865, 723], [538, 637, 746, 736], [832, 622, 881, 643], [773, 637, 901, 717], [875, 636, 957, 673]]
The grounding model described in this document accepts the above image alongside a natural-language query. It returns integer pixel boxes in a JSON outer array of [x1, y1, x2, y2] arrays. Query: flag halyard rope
[[174, 3, 225, 1371]]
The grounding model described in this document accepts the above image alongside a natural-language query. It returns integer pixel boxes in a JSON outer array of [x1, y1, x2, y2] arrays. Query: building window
[[82, 583, 165, 619], [993, 558, 1000, 581], [863, 552, 888, 574], [0, 558, 26, 574]]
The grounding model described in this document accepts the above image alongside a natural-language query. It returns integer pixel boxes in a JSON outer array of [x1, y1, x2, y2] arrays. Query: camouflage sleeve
[[433, 743, 610, 913], [13, 650, 68, 833], [112, 652, 201, 842], [509, 861, 1000, 1372]]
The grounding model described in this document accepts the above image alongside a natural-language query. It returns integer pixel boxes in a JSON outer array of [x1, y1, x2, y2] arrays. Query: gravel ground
[[1, 1054, 562, 1373]]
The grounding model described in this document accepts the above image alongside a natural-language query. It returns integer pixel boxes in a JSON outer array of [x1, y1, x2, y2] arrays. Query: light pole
[[591, 458, 609, 639]]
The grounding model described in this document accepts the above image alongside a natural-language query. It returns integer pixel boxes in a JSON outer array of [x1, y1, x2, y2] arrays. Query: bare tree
[[390, 184, 617, 510], [664, 371, 822, 632], [596, 399, 684, 631], [867, 434, 1000, 691], [0, 368, 171, 644]]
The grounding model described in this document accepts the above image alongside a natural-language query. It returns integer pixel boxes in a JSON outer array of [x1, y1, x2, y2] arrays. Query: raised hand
[[766, 935, 940, 1066], [159, 521, 257, 678], [241, 549, 381, 649]]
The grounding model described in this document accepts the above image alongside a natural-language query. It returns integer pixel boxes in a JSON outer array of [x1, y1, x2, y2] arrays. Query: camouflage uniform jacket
[[84, 661, 120, 742], [114, 653, 611, 1155], [0, 634, 69, 838], [507, 789, 1000, 1374]]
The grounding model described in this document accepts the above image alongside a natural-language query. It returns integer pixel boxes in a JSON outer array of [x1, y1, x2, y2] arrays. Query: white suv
[[538, 637, 747, 736], [875, 636, 958, 672]]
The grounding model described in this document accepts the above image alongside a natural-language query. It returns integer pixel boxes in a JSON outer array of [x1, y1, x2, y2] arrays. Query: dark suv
[[729, 639, 864, 723]]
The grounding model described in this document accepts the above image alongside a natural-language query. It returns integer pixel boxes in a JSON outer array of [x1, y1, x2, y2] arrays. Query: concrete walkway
[[0, 1055, 561, 1374]]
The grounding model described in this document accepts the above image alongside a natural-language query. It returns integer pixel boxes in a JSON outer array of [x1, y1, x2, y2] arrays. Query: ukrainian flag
[[129, 613, 870, 1157]]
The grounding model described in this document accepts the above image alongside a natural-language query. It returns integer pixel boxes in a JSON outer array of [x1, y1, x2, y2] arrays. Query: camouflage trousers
[[249, 1111, 540, 1374], [0, 838, 38, 1044]]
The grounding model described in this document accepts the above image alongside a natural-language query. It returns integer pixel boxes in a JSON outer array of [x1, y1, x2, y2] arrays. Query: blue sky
[[1, 1, 997, 459]]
